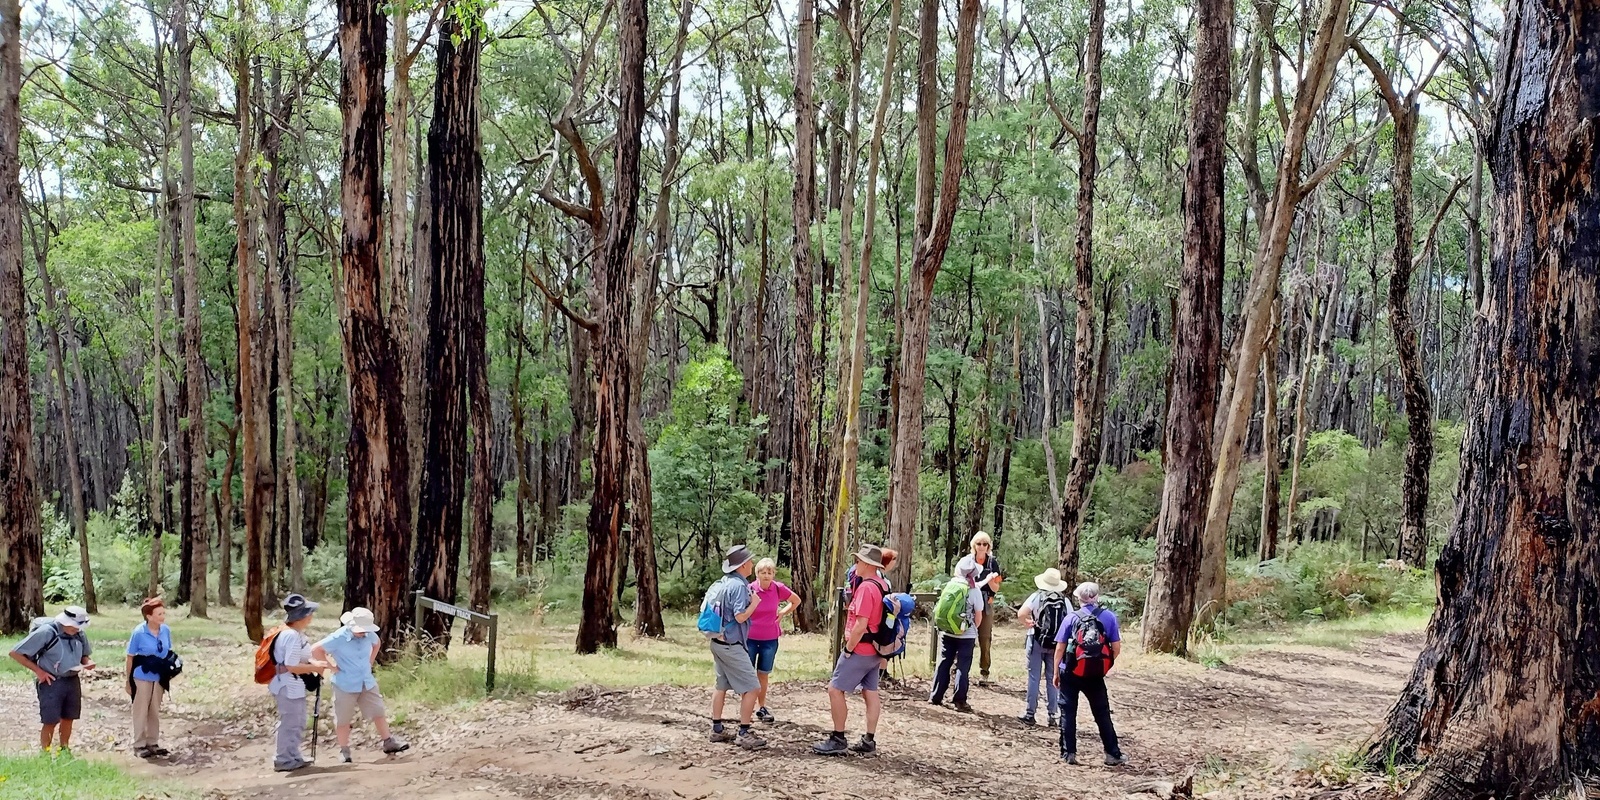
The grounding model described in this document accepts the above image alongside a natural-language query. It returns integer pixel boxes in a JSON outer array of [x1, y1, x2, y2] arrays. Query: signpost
[[412, 590, 500, 692]]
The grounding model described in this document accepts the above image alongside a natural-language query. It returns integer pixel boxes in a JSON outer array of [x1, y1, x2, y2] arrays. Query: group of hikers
[[9, 532, 1120, 774], [700, 532, 1126, 766], [8, 594, 408, 772]]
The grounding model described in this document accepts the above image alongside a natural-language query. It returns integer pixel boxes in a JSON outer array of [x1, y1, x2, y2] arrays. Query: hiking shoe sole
[[1105, 755, 1127, 767], [812, 741, 849, 756]]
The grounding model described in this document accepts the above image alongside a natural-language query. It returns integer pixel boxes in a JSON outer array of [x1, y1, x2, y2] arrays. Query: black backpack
[[1068, 609, 1112, 678], [1032, 592, 1069, 650]]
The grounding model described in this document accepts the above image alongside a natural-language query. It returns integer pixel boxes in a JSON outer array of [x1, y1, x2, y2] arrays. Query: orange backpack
[[253, 626, 286, 685]]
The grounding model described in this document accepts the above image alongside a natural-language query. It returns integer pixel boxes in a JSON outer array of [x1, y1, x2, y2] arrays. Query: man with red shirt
[[813, 544, 889, 756]]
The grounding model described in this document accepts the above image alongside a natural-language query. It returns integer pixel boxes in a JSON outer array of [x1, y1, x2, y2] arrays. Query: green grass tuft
[[0, 752, 190, 800]]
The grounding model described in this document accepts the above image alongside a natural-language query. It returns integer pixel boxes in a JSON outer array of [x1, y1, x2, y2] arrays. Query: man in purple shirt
[[1052, 582, 1126, 767]]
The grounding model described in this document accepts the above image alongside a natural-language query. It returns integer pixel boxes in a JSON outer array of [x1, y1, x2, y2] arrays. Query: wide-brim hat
[[1034, 568, 1071, 594], [55, 606, 90, 629], [283, 593, 320, 623], [722, 544, 754, 574], [341, 607, 380, 634], [855, 543, 885, 569]]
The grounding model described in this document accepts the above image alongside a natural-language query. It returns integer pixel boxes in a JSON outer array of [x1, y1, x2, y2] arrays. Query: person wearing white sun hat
[[312, 607, 409, 763], [1016, 568, 1073, 727], [9, 605, 95, 756]]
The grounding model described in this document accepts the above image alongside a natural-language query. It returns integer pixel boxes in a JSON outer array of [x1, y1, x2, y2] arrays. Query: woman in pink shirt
[[746, 558, 800, 723]]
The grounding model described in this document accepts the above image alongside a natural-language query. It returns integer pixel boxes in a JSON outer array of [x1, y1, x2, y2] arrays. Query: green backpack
[[933, 579, 972, 635]]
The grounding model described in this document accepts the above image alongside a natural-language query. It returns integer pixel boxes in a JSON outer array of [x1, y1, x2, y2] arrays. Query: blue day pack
[[697, 583, 728, 638], [870, 592, 917, 659]]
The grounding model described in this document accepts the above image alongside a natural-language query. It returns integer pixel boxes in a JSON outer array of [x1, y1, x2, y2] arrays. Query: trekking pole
[[311, 684, 322, 761]]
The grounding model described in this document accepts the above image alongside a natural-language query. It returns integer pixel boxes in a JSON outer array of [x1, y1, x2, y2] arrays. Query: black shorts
[[37, 675, 82, 725]]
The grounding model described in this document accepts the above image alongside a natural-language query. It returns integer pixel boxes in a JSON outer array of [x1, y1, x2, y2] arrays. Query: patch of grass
[[0, 752, 190, 799], [380, 646, 540, 708], [1219, 606, 1432, 650]]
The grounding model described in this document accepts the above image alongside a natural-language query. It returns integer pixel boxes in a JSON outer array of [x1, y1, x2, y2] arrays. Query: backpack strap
[[25, 626, 62, 664]]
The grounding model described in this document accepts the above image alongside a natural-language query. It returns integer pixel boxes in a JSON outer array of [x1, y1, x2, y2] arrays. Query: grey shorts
[[333, 687, 387, 727], [828, 652, 882, 693], [36, 675, 83, 725], [710, 640, 761, 693]]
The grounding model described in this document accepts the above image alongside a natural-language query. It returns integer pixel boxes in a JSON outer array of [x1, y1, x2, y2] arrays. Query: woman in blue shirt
[[124, 597, 172, 758]]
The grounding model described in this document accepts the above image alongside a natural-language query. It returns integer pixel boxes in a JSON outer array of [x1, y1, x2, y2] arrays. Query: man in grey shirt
[[9, 606, 97, 755]]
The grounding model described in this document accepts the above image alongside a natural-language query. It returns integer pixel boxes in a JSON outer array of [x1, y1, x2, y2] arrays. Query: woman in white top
[[1016, 568, 1073, 727]]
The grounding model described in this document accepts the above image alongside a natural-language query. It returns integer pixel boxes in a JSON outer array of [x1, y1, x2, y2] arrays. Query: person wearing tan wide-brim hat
[[813, 543, 890, 756], [1015, 568, 1074, 727]]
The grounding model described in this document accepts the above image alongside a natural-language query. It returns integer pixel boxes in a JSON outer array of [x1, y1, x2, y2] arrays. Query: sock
[[831, 730, 846, 740], [712, 720, 724, 733], [739, 724, 751, 735], [862, 733, 875, 742]]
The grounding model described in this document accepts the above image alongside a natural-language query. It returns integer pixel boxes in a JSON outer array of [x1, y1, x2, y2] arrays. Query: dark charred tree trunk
[[884, 0, 981, 590], [1371, 3, 1600, 794], [233, 0, 259, 632], [1140, 0, 1231, 655], [575, 0, 646, 654], [416, 5, 481, 648], [787, 0, 822, 633], [0, 0, 43, 634], [1057, 0, 1108, 588], [339, 0, 413, 657], [1355, 43, 1434, 568]]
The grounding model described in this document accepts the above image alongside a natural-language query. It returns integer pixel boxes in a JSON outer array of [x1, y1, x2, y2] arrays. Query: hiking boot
[[1016, 714, 1036, 727], [812, 734, 849, 756], [134, 746, 155, 759], [380, 736, 410, 754], [953, 701, 975, 714], [150, 746, 170, 757], [1104, 754, 1127, 767], [340, 747, 353, 764], [928, 698, 944, 707], [1047, 715, 1059, 728], [709, 726, 736, 744], [1063, 752, 1079, 766], [735, 730, 768, 751], [55, 747, 74, 761], [755, 707, 775, 724], [274, 759, 310, 772], [849, 736, 876, 754]]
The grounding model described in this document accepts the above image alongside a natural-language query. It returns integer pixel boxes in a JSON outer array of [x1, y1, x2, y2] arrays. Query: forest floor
[[0, 606, 1425, 800]]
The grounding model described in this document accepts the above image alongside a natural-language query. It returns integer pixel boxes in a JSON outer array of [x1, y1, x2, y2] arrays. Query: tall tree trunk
[[0, 0, 42, 631], [1354, 43, 1434, 568], [991, 321, 1021, 546], [1139, 0, 1231, 655], [276, 215, 303, 593], [146, 215, 169, 603], [512, 274, 532, 578], [416, 4, 482, 648], [339, 0, 413, 657], [1373, 3, 1600, 791], [884, 0, 980, 590], [1057, 0, 1108, 588], [29, 209, 96, 611], [826, 0, 898, 603], [217, 418, 238, 605], [786, 0, 821, 633], [575, 0, 646, 654], [456, 14, 490, 647], [1195, 0, 1353, 624], [235, 0, 263, 631], [1258, 298, 1281, 562], [172, 0, 208, 617], [390, 0, 422, 553]]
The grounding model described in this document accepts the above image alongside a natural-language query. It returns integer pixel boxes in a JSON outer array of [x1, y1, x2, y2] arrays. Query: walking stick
[[310, 684, 322, 761]]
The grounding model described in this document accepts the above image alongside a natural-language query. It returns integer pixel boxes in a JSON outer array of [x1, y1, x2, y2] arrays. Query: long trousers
[[131, 679, 163, 749], [1059, 672, 1121, 758], [930, 634, 976, 705], [1023, 640, 1059, 718]]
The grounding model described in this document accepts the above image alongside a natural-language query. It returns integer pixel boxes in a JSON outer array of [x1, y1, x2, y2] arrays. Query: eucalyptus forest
[[0, 0, 1595, 795]]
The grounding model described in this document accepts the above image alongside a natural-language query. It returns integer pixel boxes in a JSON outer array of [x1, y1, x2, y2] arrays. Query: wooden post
[[486, 611, 498, 692], [412, 590, 424, 647]]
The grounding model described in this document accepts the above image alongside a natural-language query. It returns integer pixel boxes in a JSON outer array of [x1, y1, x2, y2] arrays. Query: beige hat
[[340, 607, 380, 634], [855, 543, 885, 569], [1034, 568, 1070, 594]]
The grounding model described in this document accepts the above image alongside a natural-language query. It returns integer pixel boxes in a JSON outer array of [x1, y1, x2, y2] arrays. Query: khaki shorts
[[332, 687, 387, 727]]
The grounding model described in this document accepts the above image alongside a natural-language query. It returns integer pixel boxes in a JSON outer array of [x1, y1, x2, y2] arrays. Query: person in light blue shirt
[[311, 607, 409, 763], [124, 597, 173, 758]]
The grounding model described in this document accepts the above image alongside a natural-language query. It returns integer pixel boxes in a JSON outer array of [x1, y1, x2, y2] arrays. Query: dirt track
[[0, 629, 1419, 799]]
